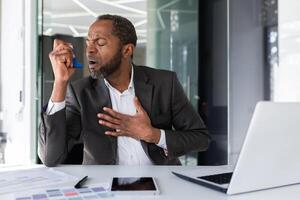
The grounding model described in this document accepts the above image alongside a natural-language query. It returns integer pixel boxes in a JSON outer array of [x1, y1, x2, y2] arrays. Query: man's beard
[[89, 49, 122, 79]]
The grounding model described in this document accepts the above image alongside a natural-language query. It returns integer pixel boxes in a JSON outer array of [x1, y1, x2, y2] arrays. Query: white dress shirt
[[46, 67, 167, 165]]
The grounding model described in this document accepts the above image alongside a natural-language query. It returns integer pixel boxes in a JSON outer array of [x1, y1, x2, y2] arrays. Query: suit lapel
[[133, 65, 153, 158], [92, 78, 117, 162], [92, 77, 112, 110], [133, 65, 153, 118]]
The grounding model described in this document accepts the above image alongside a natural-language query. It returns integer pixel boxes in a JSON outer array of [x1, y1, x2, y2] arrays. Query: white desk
[[1, 165, 300, 200]]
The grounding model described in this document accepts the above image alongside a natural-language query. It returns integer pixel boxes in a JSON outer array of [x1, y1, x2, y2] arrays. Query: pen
[[74, 175, 88, 189]]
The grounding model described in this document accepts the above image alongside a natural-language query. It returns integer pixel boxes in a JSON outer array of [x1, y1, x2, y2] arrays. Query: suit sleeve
[[165, 73, 211, 158], [38, 83, 82, 167]]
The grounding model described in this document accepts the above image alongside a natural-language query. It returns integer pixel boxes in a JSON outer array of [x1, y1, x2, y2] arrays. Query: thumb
[[134, 96, 144, 113], [53, 39, 63, 49], [69, 67, 76, 75]]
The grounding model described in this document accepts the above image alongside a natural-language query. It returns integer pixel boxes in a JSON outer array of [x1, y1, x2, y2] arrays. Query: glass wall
[[147, 0, 199, 109], [147, 0, 199, 165]]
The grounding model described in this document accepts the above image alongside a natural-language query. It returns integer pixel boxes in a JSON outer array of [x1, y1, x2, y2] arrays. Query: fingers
[[98, 119, 121, 130], [51, 40, 74, 64], [65, 56, 73, 68], [98, 108, 142, 139], [105, 130, 140, 140], [50, 53, 72, 68], [53, 39, 61, 49], [105, 130, 124, 137], [54, 44, 73, 54], [50, 46, 73, 68], [53, 39, 68, 49], [103, 107, 126, 119], [53, 39, 73, 50], [98, 109, 124, 130], [51, 45, 73, 59], [55, 50, 72, 68], [97, 113, 121, 125], [52, 46, 73, 55], [97, 109, 131, 135]]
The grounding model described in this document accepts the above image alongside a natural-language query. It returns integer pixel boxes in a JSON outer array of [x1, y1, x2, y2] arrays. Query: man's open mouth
[[89, 60, 97, 65]]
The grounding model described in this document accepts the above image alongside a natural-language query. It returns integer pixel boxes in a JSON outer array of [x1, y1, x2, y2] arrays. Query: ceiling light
[[114, 0, 145, 4], [134, 19, 147, 28], [72, 0, 97, 17], [44, 28, 53, 35], [95, 0, 146, 15], [137, 39, 147, 44], [50, 12, 91, 19], [69, 25, 79, 36], [43, 23, 89, 30], [135, 29, 146, 33], [75, 32, 88, 37]]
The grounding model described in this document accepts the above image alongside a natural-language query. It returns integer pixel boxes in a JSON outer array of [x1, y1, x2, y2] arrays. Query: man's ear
[[122, 44, 135, 59]]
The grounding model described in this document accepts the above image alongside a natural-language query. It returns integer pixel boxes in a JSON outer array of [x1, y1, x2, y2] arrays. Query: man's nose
[[86, 43, 97, 54]]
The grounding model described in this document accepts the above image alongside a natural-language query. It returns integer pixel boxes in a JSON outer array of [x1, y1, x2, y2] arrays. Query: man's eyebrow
[[86, 37, 107, 41]]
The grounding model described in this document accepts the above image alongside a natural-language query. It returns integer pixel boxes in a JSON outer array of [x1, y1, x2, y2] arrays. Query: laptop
[[172, 102, 300, 195]]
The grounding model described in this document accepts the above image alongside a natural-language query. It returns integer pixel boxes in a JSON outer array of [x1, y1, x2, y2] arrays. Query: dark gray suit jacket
[[38, 65, 210, 166]]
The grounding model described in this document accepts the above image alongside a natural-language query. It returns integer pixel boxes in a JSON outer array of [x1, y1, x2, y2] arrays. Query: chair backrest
[[63, 143, 84, 164]]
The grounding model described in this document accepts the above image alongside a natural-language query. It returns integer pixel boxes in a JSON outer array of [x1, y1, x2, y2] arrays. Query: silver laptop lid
[[228, 102, 300, 194]]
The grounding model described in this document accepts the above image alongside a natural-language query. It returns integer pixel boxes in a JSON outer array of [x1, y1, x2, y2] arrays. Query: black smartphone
[[111, 177, 160, 195]]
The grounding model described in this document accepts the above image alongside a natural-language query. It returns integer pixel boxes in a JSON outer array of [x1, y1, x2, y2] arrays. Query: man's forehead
[[88, 20, 113, 39]]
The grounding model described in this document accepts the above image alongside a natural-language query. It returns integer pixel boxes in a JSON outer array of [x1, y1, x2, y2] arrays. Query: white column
[[0, 0, 37, 164]]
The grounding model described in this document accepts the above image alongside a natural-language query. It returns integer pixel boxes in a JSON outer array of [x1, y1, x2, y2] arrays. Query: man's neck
[[105, 63, 132, 93]]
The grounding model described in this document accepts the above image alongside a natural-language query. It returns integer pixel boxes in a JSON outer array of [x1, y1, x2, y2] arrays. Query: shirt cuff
[[46, 99, 66, 115], [156, 129, 167, 150]]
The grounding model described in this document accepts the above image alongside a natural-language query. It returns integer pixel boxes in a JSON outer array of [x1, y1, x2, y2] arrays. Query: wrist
[[150, 127, 161, 144], [54, 79, 68, 86], [51, 80, 68, 102]]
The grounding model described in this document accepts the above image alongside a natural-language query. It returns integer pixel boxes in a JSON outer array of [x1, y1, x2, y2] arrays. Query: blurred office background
[[0, 0, 298, 166]]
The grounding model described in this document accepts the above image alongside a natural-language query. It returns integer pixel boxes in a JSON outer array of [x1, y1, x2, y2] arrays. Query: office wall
[[277, 0, 300, 101], [0, 0, 37, 164], [0, 0, 2, 131], [229, 0, 265, 164]]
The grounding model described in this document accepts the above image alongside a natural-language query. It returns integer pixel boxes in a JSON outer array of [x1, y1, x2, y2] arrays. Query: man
[[38, 14, 210, 167]]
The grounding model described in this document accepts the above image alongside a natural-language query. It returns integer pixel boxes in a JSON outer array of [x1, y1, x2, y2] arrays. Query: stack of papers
[[0, 167, 78, 194]]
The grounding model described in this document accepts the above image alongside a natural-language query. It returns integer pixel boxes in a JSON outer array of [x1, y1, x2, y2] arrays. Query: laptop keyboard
[[198, 172, 233, 184]]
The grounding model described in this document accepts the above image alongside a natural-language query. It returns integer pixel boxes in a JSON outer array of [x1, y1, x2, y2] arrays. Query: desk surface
[[1, 165, 300, 200]]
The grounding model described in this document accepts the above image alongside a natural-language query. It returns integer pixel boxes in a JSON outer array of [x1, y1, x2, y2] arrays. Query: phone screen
[[111, 177, 157, 191]]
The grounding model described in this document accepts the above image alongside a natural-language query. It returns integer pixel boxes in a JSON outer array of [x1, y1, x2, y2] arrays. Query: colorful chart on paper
[[15, 185, 111, 200]]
